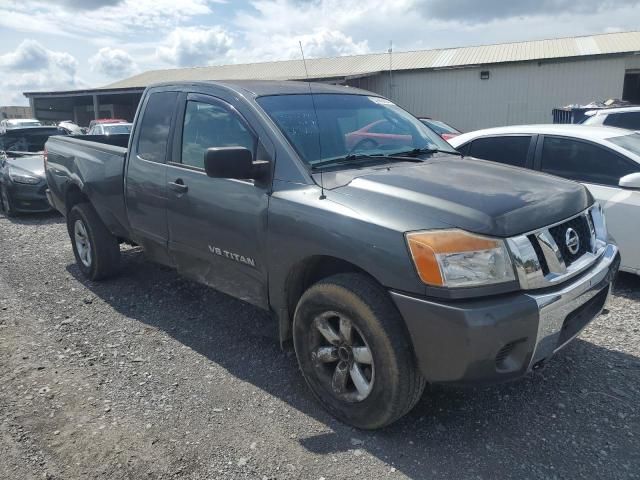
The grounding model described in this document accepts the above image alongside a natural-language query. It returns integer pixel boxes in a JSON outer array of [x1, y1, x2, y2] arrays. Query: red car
[[344, 120, 412, 150], [419, 117, 462, 141]]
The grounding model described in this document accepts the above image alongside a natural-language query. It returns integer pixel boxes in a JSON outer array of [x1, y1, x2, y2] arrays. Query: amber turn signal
[[406, 229, 501, 286]]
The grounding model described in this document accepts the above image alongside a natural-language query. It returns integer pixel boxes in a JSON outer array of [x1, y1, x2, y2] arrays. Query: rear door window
[[468, 136, 531, 168], [136, 91, 179, 163], [541, 136, 636, 186]]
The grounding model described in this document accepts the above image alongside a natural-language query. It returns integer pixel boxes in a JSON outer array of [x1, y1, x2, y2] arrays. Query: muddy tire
[[293, 273, 425, 429], [67, 203, 120, 280]]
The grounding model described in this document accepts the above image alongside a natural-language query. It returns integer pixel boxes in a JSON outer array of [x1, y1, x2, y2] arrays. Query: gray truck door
[[166, 93, 270, 309], [125, 90, 179, 264]]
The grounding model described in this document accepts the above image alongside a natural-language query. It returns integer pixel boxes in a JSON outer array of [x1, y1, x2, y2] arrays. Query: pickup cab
[[45, 81, 619, 429]]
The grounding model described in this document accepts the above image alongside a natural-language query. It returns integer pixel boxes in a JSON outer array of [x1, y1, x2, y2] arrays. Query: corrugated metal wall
[[349, 56, 628, 132]]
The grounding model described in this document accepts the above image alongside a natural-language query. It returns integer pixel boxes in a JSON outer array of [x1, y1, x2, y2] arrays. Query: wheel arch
[[64, 183, 90, 216], [277, 255, 385, 344]]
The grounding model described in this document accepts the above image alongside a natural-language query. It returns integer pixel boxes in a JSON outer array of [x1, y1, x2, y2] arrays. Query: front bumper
[[6, 180, 52, 213], [391, 244, 619, 384]]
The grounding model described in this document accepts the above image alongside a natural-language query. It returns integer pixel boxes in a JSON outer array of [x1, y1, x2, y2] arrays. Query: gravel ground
[[0, 211, 639, 480]]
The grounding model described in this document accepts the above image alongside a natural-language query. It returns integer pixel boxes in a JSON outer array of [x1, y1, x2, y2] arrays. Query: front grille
[[548, 215, 591, 266], [528, 234, 549, 275], [507, 206, 605, 290]]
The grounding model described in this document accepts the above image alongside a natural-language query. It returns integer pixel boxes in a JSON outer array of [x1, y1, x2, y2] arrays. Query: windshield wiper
[[310, 153, 426, 170], [389, 147, 462, 157], [310, 153, 385, 170]]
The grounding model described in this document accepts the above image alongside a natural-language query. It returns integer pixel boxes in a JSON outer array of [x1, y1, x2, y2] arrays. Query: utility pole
[[388, 40, 393, 100]]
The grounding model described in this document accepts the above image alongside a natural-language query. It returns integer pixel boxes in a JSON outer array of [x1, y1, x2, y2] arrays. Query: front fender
[[266, 181, 426, 339]]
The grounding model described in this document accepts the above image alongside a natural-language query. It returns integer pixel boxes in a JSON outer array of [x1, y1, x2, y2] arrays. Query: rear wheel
[[0, 185, 16, 217], [293, 273, 425, 429], [67, 203, 120, 280]]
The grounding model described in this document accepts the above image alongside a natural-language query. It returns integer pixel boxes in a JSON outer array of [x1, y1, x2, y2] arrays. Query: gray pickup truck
[[45, 81, 619, 429]]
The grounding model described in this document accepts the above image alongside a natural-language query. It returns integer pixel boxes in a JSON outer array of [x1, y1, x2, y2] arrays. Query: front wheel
[[293, 273, 425, 429], [67, 203, 120, 280]]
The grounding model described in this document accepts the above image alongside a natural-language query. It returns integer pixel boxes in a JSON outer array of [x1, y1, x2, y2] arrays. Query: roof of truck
[[147, 80, 376, 97]]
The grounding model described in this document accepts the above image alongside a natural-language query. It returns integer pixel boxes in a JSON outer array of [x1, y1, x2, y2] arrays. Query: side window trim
[[170, 93, 258, 171], [537, 134, 637, 186], [526, 134, 538, 169]]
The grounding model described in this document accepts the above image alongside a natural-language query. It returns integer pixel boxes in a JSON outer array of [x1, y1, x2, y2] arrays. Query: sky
[[1, 0, 640, 106]]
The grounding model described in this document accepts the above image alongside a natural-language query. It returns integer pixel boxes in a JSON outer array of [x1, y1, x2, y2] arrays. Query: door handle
[[168, 179, 188, 194]]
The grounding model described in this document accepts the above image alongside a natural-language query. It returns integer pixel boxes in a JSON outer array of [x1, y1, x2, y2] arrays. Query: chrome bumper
[[527, 243, 618, 368]]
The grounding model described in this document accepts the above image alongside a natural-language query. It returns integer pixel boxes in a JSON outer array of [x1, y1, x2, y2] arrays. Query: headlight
[[406, 229, 516, 287], [8, 167, 40, 185]]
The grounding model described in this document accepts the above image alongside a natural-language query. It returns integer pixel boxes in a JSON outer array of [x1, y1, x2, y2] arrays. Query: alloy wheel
[[310, 311, 375, 402], [74, 219, 92, 267]]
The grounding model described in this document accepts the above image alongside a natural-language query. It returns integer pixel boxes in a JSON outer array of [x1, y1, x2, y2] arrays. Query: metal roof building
[[24, 31, 640, 131]]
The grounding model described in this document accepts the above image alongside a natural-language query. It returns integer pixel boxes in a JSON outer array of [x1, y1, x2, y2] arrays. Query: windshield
[[608, 132, 640, 157], [0, 128, 66, 154], [104, 124, 132, 135], [257, 94, 457, 167]]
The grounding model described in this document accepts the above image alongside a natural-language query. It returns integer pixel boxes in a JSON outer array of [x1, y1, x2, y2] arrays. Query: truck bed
[[45, 134, 131, 238]]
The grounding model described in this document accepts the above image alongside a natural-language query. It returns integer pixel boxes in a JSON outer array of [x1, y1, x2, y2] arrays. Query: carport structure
[[24, 88, 143, 126]]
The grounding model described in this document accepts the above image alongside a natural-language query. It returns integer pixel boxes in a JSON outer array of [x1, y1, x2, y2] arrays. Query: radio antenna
[[299, 40, 326, 200]]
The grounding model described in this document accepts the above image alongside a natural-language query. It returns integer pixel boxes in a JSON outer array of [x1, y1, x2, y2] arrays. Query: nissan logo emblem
[[565, 227, 580, 255]]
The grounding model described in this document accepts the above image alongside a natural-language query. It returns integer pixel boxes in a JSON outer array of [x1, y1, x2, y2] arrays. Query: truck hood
[[7, 154, 45, 177], [331, 156, 592, 237]]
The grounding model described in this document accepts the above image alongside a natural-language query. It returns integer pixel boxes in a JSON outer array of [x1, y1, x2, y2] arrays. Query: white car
[[0, 118, 42, 132], [581, 106, 640, 130], [450, 125, 640, 275]]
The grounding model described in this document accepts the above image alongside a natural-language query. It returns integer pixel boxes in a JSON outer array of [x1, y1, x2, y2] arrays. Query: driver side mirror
[[619, 172, 640, 190], [204, 147, 269, 180]]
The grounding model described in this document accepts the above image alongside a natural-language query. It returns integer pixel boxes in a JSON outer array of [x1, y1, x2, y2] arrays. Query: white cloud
[[157, 27, 233, 67], [228, 29, 369, 64], [295, 30, 369, 58], [57, 0, 123, 9], [0, 40, 82, 105], [0, 0, 219, 38], [229, 0, 408, 62], [0, 39, 50, 71], [89, 47, 137, 77]]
